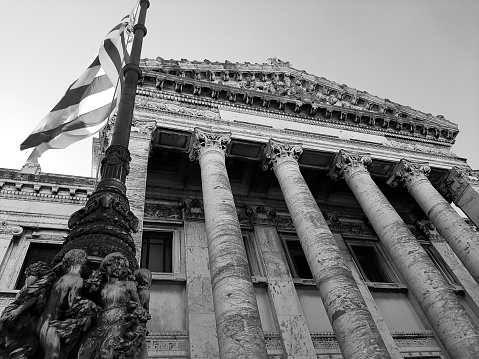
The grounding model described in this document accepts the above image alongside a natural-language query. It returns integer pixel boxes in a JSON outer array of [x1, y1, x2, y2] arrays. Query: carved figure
[[135, 268, 152, 311], [37, 249, 88, 359], [0, 262, 54, 359], [77, 252, 143, 359]]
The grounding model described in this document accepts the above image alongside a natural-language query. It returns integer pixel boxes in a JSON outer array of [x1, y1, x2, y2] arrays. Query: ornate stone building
[[1, 57, 479, 359]]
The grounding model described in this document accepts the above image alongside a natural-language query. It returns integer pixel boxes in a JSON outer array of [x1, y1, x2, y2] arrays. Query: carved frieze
[[135, 96, 220, 120], [387, 159, 431, 191], [146, 332, 189, 357], [144, 202, 182, 221]]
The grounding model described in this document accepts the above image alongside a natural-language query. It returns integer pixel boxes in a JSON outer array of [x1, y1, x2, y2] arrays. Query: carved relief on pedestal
[[262, 139, 303, 171], [387, 159, 431, 191], [328, 150, 372, 182], [188, 127, 231, 161]]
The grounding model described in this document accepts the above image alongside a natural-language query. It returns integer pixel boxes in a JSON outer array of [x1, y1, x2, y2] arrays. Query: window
[[346, 241, 399, 284], [16, 242, 61, 289], [280, 235, 313, 280], [141, 231, 173, 273]]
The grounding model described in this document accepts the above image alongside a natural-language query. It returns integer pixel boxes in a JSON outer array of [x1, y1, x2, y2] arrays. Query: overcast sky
[[1, 0, 478, 176]]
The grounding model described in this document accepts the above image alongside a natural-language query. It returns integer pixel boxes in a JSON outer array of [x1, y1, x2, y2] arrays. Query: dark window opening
[[423, 246, 456, 285], [16, 243, 61, 289], [141, 231, 173, 273], [285, 240, 313, 279], [349, 245, 392, 283]]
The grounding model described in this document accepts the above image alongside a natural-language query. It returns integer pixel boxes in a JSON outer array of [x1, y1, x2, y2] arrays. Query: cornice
[[0, 168, 94, 204], [136, 81, 456, 148], [140, 57, 458, 143]]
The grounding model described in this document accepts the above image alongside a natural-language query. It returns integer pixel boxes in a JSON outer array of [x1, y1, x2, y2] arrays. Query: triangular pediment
[[139, 57, 458, 144]]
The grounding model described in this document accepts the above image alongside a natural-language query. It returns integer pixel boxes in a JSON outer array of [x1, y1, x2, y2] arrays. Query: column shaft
[[337, 153, 479, 359], [191, 129, 268, 359], [266, 141, 391, 359], [390, 160, 479, 285]]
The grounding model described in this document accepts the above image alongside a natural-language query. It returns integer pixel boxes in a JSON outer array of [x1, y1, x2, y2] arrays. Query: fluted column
[[263, 140, 391, 359], [189, 128, 268, 359], [330, 150, 479, 359], [438, 166, 479, 227], [388, 160, 479, 286]]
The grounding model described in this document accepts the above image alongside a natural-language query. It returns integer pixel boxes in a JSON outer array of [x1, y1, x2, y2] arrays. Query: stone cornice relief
[[0, 168, 94, 204], [139, 57, 458, 144]]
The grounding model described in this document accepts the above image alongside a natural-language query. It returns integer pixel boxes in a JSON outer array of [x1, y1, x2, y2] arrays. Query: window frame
[[141, 224, 183, 281], [279, 232, 314, 282], [344, 238, 403, 288], [241, 229, 265, 279]]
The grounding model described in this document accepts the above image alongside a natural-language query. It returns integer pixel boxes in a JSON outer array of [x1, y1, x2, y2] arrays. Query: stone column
[[189, 128, 268, 359], [263, 140, 391, 359], [438, 166, 479, 228], [249, 206, 316, 359], [330, 150, 479, 359], [125, 119, 156, 261], [387, 159, 479, 286]]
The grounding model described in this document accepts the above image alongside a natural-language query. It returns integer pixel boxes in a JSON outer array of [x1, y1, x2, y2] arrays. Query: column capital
[[261, 139, 303, 171], [387, 159, 431, 190], [0, 222, 23, 238], [438, 166, 478, 202], [188, 127, 231, 161], [328, 150, 372, 181]]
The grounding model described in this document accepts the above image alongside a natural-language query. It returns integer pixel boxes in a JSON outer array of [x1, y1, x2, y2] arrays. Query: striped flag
[[20, 15, 132, 162]]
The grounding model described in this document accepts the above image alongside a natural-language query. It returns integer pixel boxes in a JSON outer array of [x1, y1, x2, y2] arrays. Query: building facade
[[1, 57, 479, 359]]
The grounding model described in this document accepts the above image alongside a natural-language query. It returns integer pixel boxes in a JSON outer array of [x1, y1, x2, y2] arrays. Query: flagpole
[[98, 0, 150, 194], [53, 0, 150, 269]]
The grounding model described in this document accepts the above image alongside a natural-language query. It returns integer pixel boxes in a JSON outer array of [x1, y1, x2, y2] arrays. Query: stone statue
[[0, 262, 54, 358], [77, 252, 147, 359], [135, 268, 152, 311], [37, 249, 89, 359]]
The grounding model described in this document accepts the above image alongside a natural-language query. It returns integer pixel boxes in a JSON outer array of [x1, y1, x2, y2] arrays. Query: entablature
[[140, 57, 459, 144]]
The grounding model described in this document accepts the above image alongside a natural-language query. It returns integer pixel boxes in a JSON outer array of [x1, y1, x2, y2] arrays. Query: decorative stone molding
[[144, 202, 182, 221], [131, 119, 157, 138], [339, 220, 375, 238], [438, 166, 478, 202], [274, 214, 295, 229], [20, 162, 41, 175], [245, 205, 277, 226], [328, 150, 372, 182], [188, 127, 231, 162], [140, 57, 458, 144], [387, 159, 431, 191], [0, 222, 23, 237], [181, 198, 205, 221], [415, 220, 443, 242], [261, 139, 303, 171], [146, 331, 189, 357]]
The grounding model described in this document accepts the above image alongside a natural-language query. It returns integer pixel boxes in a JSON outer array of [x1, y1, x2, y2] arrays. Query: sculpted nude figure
[[37, 249, 87, 359]]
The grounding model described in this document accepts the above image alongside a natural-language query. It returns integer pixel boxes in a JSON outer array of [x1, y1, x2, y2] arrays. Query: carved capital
[[438, 166, 477, 202], [245, 205, 277, 226], [181, 198, 205, 221], [0, 222, 24, 237], [328, 150, 372, 181], [131, 119, 157, 138], [188, 128, 231, 161], [415, 220, 443, 242], [387, 159, 431, 191], [261, 139, 303, 171]]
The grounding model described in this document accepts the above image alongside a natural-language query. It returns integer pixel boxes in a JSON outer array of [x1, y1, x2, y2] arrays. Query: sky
[[1, 0, 478, 177]]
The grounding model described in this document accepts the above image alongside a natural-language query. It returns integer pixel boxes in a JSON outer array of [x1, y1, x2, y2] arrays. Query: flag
[[20, 15, 132, 162]]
